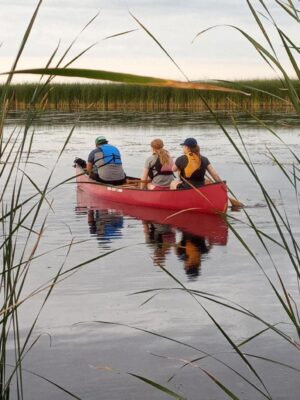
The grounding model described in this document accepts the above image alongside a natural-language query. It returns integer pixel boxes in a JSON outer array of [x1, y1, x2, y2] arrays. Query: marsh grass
[[0, 3, 137, 400], [80, 2, 299, 398], [1, 79, 299, 112]]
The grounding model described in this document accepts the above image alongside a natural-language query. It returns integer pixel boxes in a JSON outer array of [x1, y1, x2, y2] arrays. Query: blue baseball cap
[[180, 137, 198, 147]]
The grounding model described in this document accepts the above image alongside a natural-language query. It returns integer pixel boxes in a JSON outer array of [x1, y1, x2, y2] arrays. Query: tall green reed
[[83, 2, 299, 398], [0, 3, 137, 399], [1, 80, 299, 112], [137, 2, 300, 397], [131, 2, 300, 397]]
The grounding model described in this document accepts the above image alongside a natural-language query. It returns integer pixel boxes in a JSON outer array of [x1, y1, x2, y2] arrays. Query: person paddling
[[141, 139, 174, 190], [86, 136, 126, 185], [170, 137, 222, 189]]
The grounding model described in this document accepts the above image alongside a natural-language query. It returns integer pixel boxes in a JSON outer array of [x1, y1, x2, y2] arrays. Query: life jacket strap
[[149, 156, 173, 179]]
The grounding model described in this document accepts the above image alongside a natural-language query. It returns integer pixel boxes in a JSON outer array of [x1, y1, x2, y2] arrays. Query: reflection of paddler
[[88, 209, 123, 243], [143, 222, 176, 266], [176, 232, 211, 278]]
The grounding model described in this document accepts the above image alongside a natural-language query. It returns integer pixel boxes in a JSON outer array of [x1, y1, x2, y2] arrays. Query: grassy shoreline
[[2, 80, 298, 112]]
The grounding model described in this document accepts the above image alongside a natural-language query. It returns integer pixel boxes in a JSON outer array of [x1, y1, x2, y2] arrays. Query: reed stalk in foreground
[[83, 2, 300, 399], [0, 3, 137, 399]]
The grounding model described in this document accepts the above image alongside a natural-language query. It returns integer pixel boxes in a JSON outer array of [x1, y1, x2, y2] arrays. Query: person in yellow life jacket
[[170, 137, 222, 190]]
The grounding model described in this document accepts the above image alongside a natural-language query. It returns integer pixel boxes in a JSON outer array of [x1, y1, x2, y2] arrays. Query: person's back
[[94, 143, 125, 182], [171, 137, 222, 190], [175, 152, 210, 187], [141, 138, 174, 190], [87, 136, 126, 185]]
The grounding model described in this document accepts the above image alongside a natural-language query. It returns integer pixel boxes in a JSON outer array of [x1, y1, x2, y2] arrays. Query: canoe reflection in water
[[176, 232, 211, 279], [76, 187, 228, 278], [144, 221, 212, 279], [88, 209, 123, 247], [143, 223, 176, 266]]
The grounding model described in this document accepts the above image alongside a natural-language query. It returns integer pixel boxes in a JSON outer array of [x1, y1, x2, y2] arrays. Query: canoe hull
[[76, 187, 228, 245], [76, 166, 228, 215]]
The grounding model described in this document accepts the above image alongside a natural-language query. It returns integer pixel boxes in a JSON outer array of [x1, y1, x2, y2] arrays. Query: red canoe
[[76, 188, 228, 245], [76, 165, 228, 215]]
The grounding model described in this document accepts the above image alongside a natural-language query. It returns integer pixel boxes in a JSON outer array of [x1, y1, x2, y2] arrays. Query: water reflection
[[87, 209, 123, 248], [143, 222, 213, 280], [143, 222, 176, 266], [76, 188, 228, 279], [176, 232, 211, 279], [6, 110, 300, 128]]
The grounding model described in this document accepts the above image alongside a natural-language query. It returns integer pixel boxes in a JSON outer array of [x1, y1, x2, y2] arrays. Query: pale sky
[[0, 0, 298, 83]]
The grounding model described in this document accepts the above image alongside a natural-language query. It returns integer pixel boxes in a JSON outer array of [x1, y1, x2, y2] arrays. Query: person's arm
[[172, 164, 181, 180], [140, 168, 149, 189], [87, 150, 95, 176], [173, 156, 184, 178], [207, 164, 222, 182], [86, 162, 93, 175]]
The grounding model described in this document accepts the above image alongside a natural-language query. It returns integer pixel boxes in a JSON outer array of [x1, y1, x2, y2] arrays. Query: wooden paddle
[[126, 178, 151, 184], [204, 175, 244, 208], [227, 196, 244, 208]]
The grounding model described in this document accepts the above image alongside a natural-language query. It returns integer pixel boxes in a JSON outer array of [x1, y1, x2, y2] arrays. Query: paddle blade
[[229, 197, 244, 208]]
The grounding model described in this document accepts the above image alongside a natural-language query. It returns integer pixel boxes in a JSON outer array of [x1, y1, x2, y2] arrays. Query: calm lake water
[[4, 111, 300, 400]]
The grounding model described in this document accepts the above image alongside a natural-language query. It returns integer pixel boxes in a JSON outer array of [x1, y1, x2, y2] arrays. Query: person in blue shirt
[[86, 136, 126, 185]]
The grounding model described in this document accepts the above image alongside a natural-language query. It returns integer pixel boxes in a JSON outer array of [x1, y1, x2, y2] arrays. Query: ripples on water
[[5, 109, 300, 127]]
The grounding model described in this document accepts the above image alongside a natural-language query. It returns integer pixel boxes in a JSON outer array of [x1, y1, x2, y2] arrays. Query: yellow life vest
[[184, 153, 201, 178]]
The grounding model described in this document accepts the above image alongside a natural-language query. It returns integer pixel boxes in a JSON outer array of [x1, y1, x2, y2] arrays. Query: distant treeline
[[1, 80, 299, 111]]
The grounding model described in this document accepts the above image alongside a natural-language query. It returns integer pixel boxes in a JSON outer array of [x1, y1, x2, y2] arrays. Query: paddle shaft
[[126, 178, 151, 184], [204, 174, 244, 208]]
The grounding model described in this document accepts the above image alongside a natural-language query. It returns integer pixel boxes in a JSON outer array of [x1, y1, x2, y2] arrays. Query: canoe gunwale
[[75, 167, 226, 193]]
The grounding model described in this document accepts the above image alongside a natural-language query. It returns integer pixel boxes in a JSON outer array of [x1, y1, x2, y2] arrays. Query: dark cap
[[180, 137, 198, 147]]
